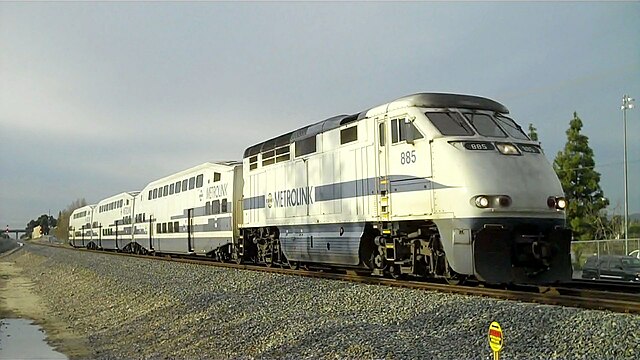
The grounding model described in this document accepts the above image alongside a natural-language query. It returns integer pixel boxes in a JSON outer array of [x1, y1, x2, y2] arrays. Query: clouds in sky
[[1, 2, 638, 228]]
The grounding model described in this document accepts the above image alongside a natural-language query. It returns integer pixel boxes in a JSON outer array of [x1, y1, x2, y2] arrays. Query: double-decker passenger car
[[239, 93, 571, 284], [93, 192, 139, 251], [68, 205, 96, 248], [132, 162, 243, 258]]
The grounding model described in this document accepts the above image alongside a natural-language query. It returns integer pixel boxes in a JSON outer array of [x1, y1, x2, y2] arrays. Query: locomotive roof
[[243, 93, 508, 158], [380, 92, 509, 115]]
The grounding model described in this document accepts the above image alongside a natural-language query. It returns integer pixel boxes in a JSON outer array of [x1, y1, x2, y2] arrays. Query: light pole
[[621, 94, 634, 254]]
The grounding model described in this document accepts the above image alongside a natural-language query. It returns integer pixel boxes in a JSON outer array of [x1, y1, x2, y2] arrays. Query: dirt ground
[[0, 247, 91, 359]]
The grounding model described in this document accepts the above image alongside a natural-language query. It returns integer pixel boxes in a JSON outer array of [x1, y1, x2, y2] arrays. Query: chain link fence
[[571, 238, 640, 271]]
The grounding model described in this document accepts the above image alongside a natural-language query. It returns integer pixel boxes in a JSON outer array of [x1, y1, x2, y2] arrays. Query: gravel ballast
[[3, 244, 639, 359]]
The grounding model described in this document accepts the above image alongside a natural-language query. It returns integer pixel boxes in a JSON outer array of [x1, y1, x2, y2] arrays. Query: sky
[[1, 2, 638, 230]]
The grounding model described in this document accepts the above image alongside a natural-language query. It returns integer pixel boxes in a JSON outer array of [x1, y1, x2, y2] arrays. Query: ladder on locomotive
[[378, 175, 396, 261]]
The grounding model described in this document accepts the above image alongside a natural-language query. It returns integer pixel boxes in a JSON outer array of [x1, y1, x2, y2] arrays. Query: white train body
[[93, 192, 139, 250], [68, 205, 96, 248], [240, 93, 571, 283], [132, 162, 242, 257], [75, 93, 571, 284]]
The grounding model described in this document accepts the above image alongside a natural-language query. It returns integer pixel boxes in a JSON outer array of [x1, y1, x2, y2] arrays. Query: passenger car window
[[611, 258, 623, 269], [622, 258, 640, 267]]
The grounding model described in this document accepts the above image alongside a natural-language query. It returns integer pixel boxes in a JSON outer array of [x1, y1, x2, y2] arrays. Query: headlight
[[475, 196, 490, 208], [497, 195, 512, 207], [473, 195, 512, 208], [547, 196, 567, 210], [495, 143, 521, 155], [556, 198, 567, 210]]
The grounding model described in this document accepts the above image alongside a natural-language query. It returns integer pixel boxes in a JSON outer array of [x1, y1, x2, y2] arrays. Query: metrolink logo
[[267, 186, 314, 208], [206, 184, 228, 199]]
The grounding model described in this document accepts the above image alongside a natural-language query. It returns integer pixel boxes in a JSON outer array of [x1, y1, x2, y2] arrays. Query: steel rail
[[29, 241, 640, 314]]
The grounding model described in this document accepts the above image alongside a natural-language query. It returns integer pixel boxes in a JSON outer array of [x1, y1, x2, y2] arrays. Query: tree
[[553, 112, 609, 240], [528, 123, 539, 141], [629, 221, 640, 238], [53, 198, 87, 240], [24, 214, 57, 237]]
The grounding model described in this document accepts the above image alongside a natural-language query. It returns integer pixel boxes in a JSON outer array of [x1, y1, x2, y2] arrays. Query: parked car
[[581, 255, 640, 282]]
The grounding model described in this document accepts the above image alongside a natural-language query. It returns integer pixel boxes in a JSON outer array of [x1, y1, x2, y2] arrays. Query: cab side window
[[391, 119, 424, 144]]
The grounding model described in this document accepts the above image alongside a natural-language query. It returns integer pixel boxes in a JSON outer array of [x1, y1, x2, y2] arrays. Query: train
[[68, 92, 572, 284]]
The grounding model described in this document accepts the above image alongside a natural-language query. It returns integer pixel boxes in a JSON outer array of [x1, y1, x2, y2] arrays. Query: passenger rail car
[[93, 192, 139, 251], [132, 162, 243, 257], [239, 93, 572, 284], [68, 205, 96, 248]]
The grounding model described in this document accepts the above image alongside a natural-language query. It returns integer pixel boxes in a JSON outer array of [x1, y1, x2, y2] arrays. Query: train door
[[187, 208, 194, 253], [115, 221, 119, 250], [385, 115, 433, 218], [148, 217, 154, 251], [376, 118, 391, 222], [98, 224, 102, 249]]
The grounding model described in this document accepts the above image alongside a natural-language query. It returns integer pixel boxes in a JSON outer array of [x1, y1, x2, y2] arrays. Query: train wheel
[[289, 261, 299, 270], [389, 264, 403, 280], [445, 269, 466, 285], [369, 251, 387, 271]]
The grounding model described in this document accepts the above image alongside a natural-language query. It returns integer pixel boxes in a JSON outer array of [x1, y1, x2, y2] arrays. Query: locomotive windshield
[[494, 115, 530, 140], [425, 112, 474, 136], [426, 110, 531, 141], [463, 113, 506, 137]]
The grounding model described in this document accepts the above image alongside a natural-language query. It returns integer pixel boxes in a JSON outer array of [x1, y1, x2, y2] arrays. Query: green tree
[[24, 214, 57, 237], [629, 220, 640, 238], [528, 123, 539, 141], [553, 112, 609, 240]]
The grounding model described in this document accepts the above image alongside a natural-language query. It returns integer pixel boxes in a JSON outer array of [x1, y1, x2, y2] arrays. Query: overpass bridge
[[4, 228, 27, 240]]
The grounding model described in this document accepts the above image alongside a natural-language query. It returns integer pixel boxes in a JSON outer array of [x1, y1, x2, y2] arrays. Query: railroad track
[[28, 241, 640, 314]]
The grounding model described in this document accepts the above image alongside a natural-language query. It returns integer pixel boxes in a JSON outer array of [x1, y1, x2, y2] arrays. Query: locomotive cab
[[370, 93, 572, 284]]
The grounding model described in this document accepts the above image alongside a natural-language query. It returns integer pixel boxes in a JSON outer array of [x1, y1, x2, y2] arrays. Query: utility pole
[[621, 94, 634, 254]]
